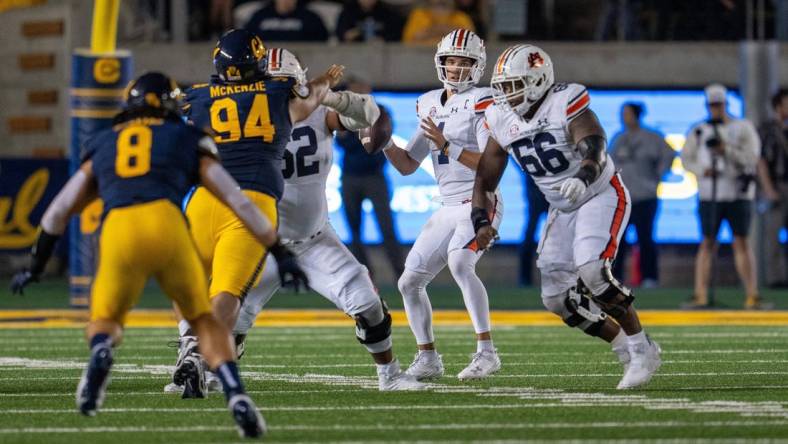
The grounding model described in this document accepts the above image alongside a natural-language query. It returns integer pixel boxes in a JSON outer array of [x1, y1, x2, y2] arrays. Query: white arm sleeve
[[404, 128, 431, 162], [681, 125, 704, 177], [322, 90, 381, 131], [725, 121, 761, 169], [200, 159, 275, 245], [41, 169, 93, 235]]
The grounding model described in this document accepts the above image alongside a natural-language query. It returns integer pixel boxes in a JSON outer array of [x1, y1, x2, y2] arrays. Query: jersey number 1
[[210, 94, 275, 143], [115, 125, 152, 178]]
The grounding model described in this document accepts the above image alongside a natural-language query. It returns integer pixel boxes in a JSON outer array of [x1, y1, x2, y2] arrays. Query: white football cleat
[[405, 351, 444, 381], [457, 349, 501, 380], [163, 382, 182, 394], [613, 344, 630, 373], [617, 336, 662, 390], [378, 360, 428, 391], [205, 370, 222, 392]]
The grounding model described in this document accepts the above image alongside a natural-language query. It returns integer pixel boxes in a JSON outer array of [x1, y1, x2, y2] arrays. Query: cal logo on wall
[[0, 159, 69, 251]]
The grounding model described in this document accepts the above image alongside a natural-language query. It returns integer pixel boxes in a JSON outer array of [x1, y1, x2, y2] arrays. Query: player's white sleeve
[[404, 128, 431, 162], [474, 115, 490, 153], [681, 124, 704, 177], [726, 120, 760, 169], [565, 84, 590, 122], [322, 90, 381, 130]]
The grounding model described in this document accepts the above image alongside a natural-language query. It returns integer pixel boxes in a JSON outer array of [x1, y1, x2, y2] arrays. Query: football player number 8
[[115, 125, 152, 178], [210, 95, 275, 143]]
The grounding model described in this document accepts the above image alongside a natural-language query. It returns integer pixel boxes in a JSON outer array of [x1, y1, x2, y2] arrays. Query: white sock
[[178, 319, 192, 337], [611, 330, 627, 350], [376, 359, 400, 376], [399, 269, 435, 345], [448, 249, 491, 334], [626, 331, 647, 348], [477, 339, 494, 353]]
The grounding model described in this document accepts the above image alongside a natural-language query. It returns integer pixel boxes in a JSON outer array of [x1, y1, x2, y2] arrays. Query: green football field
[[1, 323, 788, 443]]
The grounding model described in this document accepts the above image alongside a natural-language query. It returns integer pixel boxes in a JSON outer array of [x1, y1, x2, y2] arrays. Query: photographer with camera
[[681, 84, 766, 309]]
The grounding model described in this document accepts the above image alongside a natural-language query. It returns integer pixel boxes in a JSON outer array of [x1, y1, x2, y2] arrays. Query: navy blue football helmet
[[213, 29, 267, 83], [124, 72, 181, 114], [119, 71, 181, 121]]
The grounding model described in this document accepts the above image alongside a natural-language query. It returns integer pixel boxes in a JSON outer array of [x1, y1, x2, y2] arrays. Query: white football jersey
[[485, 83, 614, 211], [404, 86, 494, 204], [277, 106, 334, 241]]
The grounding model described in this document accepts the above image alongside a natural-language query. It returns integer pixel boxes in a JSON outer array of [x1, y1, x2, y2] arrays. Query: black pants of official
[[341, 174, 405, 280], [613, 198, 659, 282]]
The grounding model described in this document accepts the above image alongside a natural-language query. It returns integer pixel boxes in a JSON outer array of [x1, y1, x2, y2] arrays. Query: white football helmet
[[266, 47, 309, 97], [490, 44, 554, 115], [435, 29, 486, 93]]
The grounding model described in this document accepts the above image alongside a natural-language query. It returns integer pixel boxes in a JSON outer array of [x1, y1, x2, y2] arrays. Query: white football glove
[[559, 178, 587, 203]]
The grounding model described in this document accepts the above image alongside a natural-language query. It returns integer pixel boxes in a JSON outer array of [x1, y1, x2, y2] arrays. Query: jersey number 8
[[115, 125, 152, 178], [210, 94, 275, 143]]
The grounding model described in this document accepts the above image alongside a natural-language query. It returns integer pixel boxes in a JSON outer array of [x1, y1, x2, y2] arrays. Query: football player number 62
[[115, 125, 152, 178], [210, 94, 275, 143]]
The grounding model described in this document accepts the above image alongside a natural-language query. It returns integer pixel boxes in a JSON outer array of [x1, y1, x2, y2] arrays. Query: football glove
[[10, 269, 38, 295], [559, 178, 587, 204], [269, 242, 309, 292]]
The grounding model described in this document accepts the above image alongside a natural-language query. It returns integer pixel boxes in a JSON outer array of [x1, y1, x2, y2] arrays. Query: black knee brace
[[354, 299, 392, 345], [563, 283, 607, 337], [589, 267, 634, 319]]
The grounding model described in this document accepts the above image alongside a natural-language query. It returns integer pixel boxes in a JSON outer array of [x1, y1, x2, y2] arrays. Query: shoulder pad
[[474, 87, 494, 114], [563, 83, 590, 121]]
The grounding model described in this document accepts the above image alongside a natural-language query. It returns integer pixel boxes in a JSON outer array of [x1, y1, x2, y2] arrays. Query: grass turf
[[2, 278, 786, 310], [0, 324, 787, 443]]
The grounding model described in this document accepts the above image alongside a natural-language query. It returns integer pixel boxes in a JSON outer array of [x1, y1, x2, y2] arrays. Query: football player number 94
[[115, 125, 152, 178], [210, 94, 275, 143]]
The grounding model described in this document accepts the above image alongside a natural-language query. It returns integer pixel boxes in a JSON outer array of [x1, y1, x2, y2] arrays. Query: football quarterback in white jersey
[[172, 49, 424, 392], [383, 29, 504, 381], [472, 44, 661, 390]]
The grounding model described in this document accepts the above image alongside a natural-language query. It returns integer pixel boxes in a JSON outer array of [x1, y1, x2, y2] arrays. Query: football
[[359, 105, 392, 155]]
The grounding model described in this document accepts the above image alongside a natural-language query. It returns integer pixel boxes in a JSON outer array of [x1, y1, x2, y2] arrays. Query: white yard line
[[2, 357, 788, 421], [0, 420, 786, 434]]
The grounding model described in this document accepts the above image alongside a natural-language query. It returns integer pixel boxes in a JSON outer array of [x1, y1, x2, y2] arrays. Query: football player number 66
[[210, 94, 275, 143]]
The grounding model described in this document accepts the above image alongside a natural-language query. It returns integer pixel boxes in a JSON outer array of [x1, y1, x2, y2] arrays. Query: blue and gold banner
[[0, 158, 69, 252], [69, 49, 133, 307]]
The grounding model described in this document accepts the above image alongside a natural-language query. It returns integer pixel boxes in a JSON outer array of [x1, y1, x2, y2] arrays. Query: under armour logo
[[528, 52, 544, 68], [537, 118, 549, 127], [450, 107, 459, 113]]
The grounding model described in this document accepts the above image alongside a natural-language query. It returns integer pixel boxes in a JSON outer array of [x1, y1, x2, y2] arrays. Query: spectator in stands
[[681, 84, 764, 309], [336, 75, 405, 283], [244, 0, 329, 42], [610, 102, 675, 288], [757, 89, 788, 289], [518, 174, 548, 287], [336, 0, 404, 42], [455, 0, 488, 39], [402, 0, 475, 46]]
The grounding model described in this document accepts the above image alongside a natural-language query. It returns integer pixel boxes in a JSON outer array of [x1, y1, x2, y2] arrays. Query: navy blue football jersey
[[82, 117, 212, 214], [184, 75, 295, 200]]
